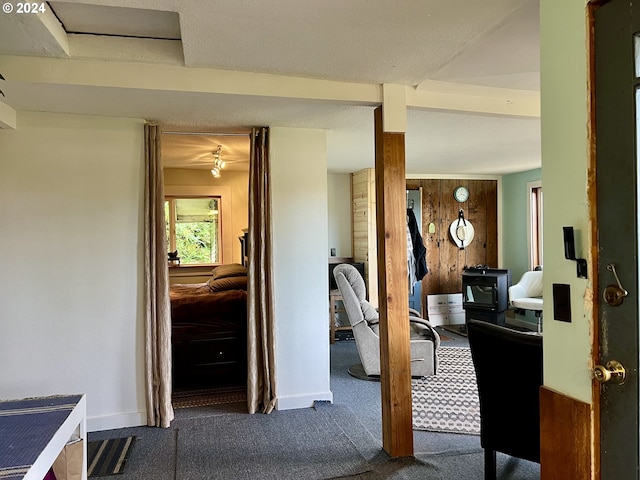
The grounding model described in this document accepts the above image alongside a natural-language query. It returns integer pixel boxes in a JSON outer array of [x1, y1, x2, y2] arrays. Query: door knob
[[603, 264, 628, 307], [593, 360, 626, 385]]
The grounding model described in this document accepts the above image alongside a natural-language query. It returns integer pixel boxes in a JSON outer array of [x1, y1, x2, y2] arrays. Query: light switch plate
[[553, 283, 571, 322]]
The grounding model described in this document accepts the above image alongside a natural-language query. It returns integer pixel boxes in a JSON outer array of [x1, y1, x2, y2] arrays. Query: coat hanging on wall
[[407, 208, 428, 282], [449, 209, 475, 249]]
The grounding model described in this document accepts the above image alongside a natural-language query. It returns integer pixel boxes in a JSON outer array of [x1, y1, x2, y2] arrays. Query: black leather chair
[[467, 319, 543, 480]]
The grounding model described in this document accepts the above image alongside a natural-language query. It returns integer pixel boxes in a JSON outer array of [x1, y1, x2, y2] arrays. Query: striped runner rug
[[412, 346, 481, 435], [87, 437, 135, 477]]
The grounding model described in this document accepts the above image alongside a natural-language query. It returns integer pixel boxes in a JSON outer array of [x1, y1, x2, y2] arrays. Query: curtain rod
[[161, 131, 251, 137]]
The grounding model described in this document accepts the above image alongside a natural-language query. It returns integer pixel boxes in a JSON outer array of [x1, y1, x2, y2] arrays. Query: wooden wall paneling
[[465, 179, 488, 269], [405, 179, 420, 191], [366, 169, 378, 308], [476, 180, 498, 267], [540, 386, 593, 479], [407, 179, 498, 298], [352, 170, 369, 264], [484, 180, 498, 266], [440, 178, 467, 293], [351, 169, 378, 307], [421, 180, 441, 299]]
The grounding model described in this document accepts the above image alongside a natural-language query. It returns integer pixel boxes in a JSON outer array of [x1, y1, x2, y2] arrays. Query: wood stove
[[462, 266, 512, 325]]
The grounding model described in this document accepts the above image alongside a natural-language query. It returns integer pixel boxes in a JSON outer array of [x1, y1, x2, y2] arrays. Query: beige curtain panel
[[143, 123, 174, 428], [247, 127, 277, 414]]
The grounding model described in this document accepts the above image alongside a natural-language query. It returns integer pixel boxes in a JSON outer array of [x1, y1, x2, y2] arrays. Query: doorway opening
[[161, 129, 251, 408]]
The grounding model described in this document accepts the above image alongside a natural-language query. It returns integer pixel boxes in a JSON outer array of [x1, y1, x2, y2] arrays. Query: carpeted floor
[[87, 326, 539, 480], [175, 403, 371, 480], [88, 402, 372, 480]]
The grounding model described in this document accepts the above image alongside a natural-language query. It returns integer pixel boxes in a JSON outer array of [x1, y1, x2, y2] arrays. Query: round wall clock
[[454, 186, 469, 203]]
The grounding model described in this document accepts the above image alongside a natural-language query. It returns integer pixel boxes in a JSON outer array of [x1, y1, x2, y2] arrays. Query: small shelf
[[329, 289, 351, 344]]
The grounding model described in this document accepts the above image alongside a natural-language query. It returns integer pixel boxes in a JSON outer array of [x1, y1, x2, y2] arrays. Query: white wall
[[0, 112, 146, 430], [270, 127, 333, 409], [327, 172, 352, 258], [0, 116, 334, 426], [540, 0, 592, 403]]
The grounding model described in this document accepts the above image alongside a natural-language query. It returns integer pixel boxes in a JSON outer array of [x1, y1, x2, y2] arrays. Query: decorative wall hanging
[[449, 209, 474, 249]]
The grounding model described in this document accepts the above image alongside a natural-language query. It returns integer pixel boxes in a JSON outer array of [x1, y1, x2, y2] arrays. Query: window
[[527, 181, 543, 269], [164, 197, 222, 265]]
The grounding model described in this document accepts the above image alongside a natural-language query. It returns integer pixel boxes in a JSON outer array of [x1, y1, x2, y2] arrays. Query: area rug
[[172, 385, 246, 409], [412, 346, 480, 435], [87, 436, 136, 477]]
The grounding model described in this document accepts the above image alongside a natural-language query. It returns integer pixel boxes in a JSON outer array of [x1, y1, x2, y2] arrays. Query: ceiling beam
[[0, 55, 381, 106], [0, 10, 69, 57], [0, 100, 16, 129], [409, 80, 540, 118], [382, 84, 407, 133], [0, 55, 540, 118]]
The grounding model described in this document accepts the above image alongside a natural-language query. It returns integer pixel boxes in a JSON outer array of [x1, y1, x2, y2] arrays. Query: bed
[[170, 264, 248, 390]]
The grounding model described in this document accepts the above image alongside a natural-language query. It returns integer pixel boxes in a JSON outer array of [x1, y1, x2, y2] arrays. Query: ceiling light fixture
[[210, 145, 225, 178]]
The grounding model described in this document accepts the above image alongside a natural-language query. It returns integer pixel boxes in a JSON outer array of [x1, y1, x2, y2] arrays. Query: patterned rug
[[412, 346, 480, 435], [172, 386, 246, 409]]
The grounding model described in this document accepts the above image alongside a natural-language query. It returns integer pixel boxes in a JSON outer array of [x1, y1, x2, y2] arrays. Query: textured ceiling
[[0, 0, 541, 174], [161, 132, 251, 171], [176, 0, 533, 85], [48, 2, 181, 39]]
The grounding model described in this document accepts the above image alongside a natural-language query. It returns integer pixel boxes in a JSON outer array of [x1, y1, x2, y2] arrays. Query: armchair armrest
[[508, 284, 526, 304], [409, 316, 441, 348]]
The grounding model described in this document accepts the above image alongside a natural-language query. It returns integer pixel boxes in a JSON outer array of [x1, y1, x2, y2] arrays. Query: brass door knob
[[603, 264, 629, 307], [593, 360, 626, 385], [603, 285, 627, 306]]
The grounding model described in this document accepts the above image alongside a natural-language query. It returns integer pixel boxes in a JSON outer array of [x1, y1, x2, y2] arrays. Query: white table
[[0, 394, 87, 480]]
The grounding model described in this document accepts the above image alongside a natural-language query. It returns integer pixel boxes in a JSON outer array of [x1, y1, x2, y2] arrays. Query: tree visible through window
[[165, 197, 221, 264]]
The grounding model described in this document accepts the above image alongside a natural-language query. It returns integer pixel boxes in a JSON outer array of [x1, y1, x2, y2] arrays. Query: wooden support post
[[374, 105, 414, 457]]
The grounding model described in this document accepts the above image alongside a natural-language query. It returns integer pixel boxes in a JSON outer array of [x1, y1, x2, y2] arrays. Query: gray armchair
[[333, 263, 440, 379]]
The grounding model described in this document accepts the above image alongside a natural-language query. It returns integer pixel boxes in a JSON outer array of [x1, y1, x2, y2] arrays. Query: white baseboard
[[275, 391, 334, 411], [88, 410, 147, 432]]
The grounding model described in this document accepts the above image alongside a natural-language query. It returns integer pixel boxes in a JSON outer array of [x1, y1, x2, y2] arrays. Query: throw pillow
[[208, 275, 248, 292], [211, 263, 247, 280]]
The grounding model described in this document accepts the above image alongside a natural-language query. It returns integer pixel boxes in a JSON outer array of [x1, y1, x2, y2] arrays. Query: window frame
[[527, 180, 543, 270], [164, 185, 233, 266], [165, 195, 223, 266]]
